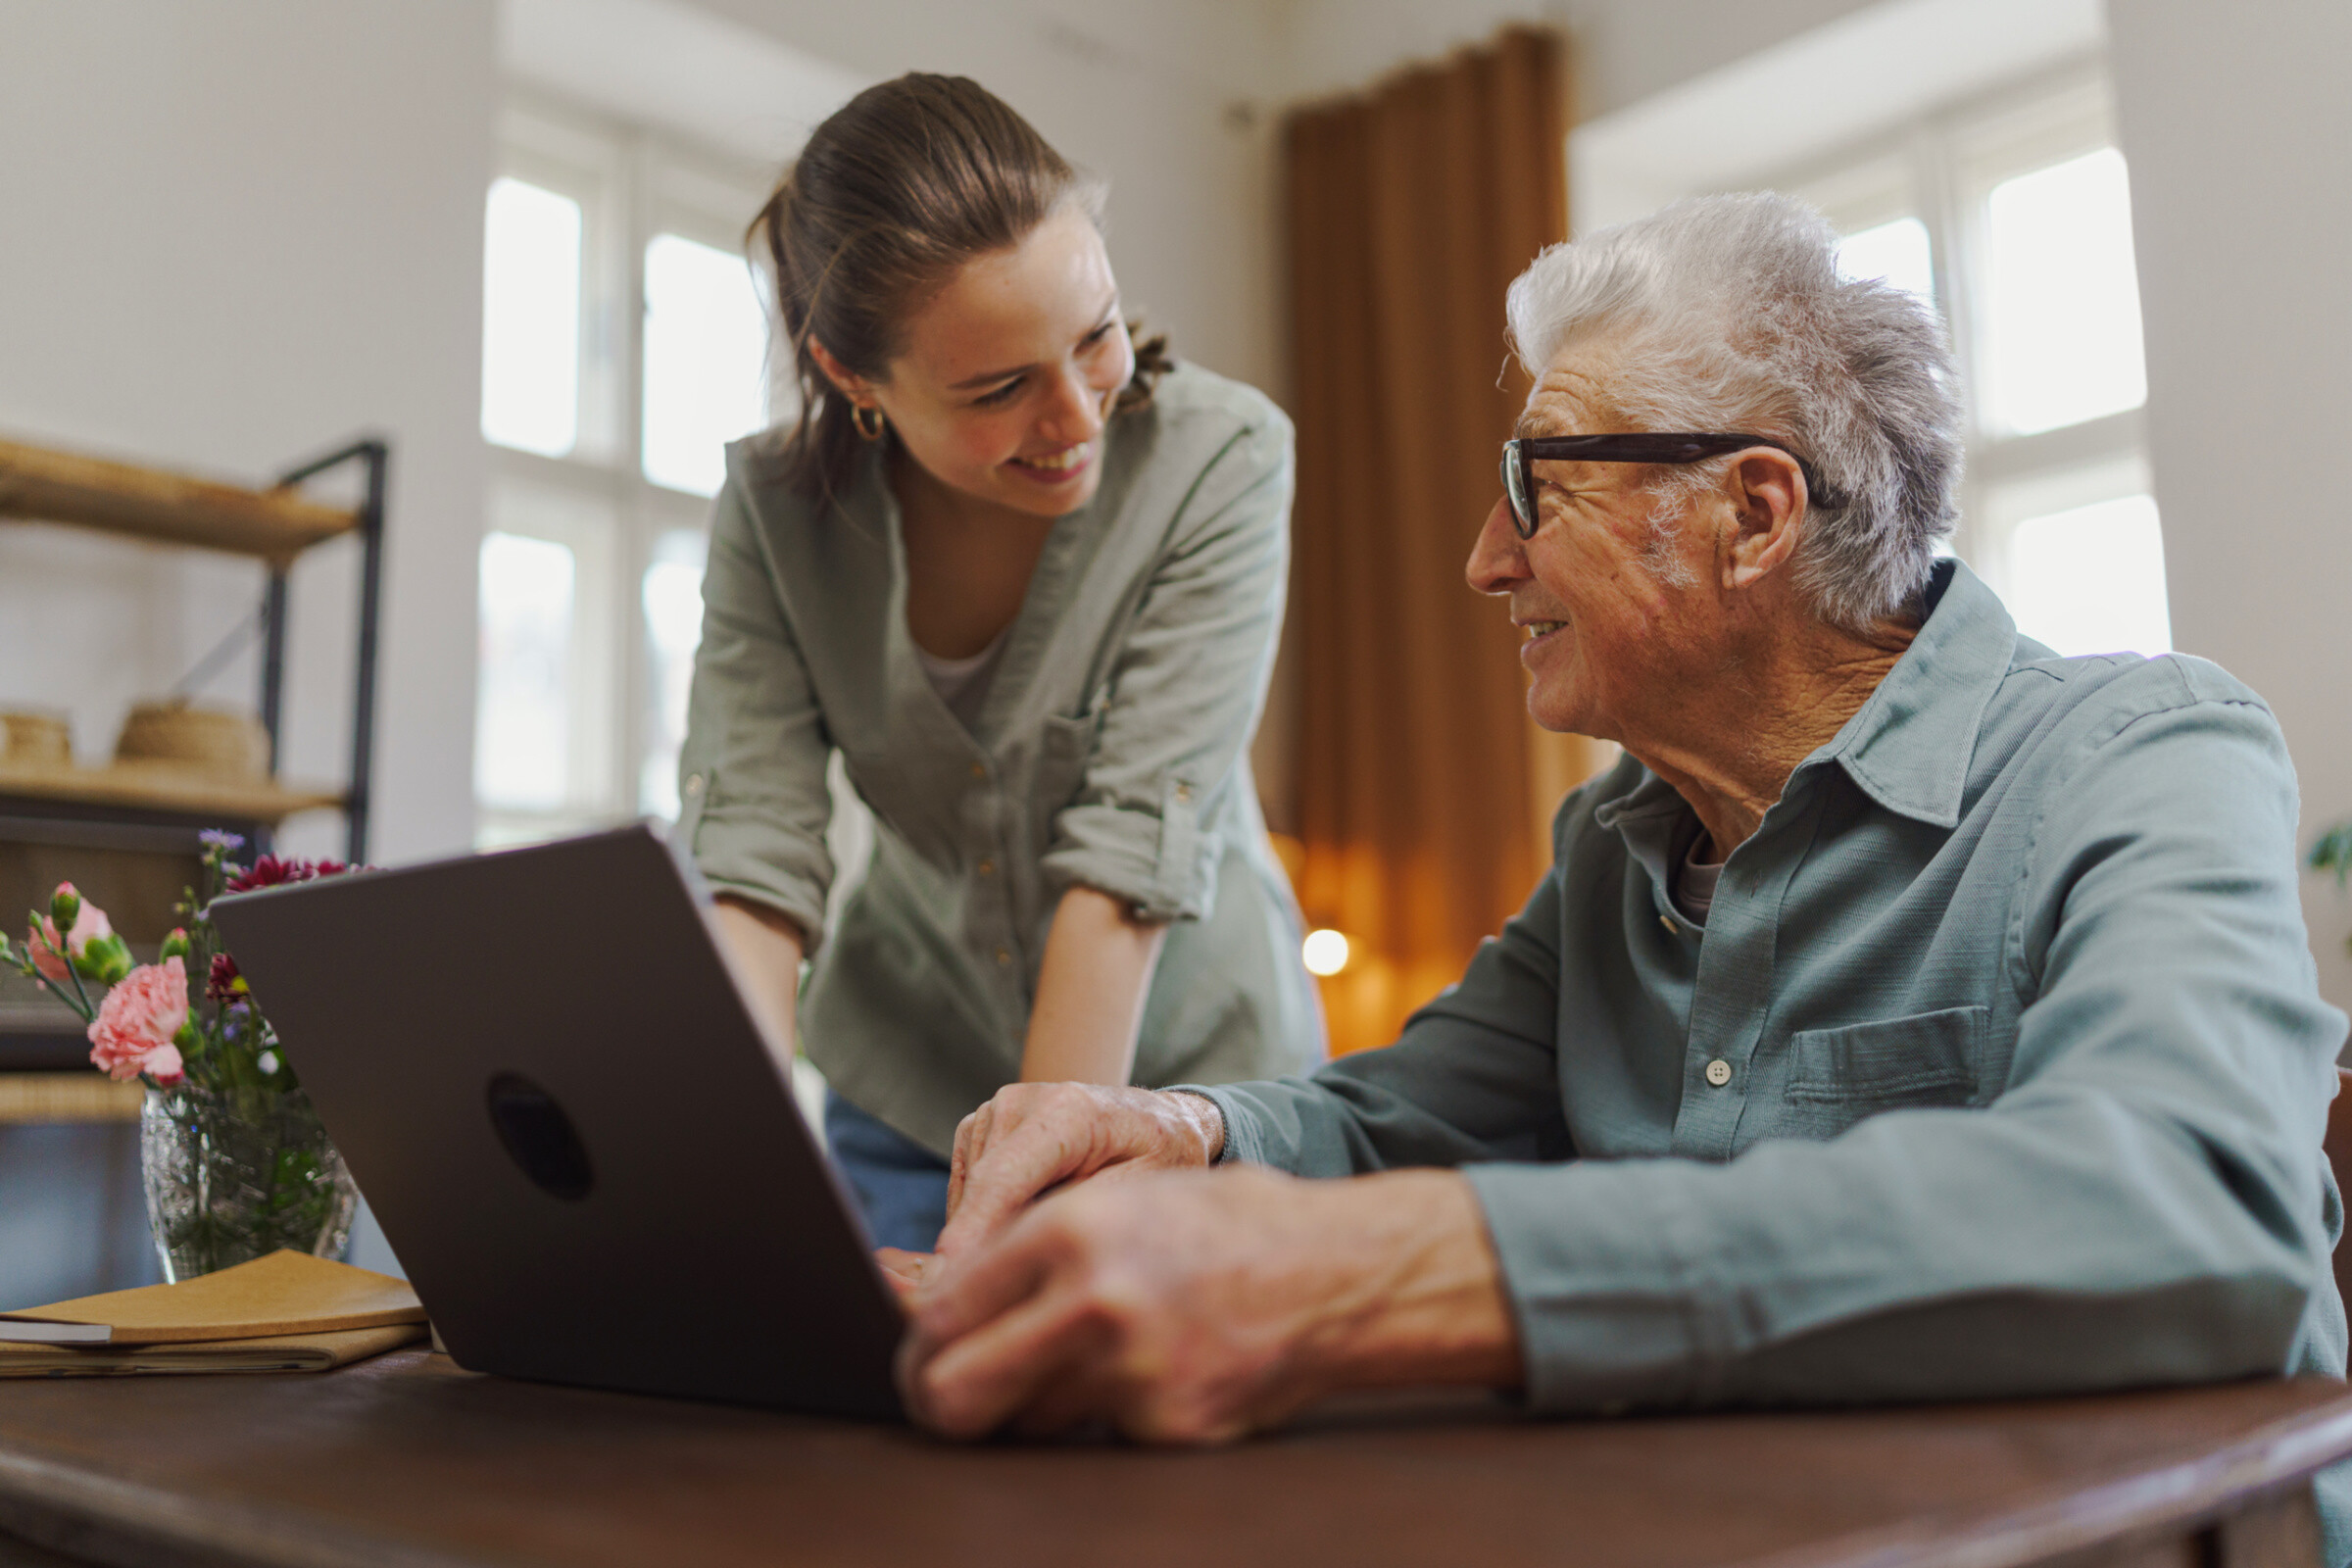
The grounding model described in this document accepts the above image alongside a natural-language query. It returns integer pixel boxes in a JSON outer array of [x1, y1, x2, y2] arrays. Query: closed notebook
[[0, 1250, 425, 1346], [0, 1323, 424, 1379]]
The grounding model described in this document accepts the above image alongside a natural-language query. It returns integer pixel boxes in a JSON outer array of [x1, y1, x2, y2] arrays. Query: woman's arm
[[713, 895, 806, 1068], [1019, 886, 1168, 1084]]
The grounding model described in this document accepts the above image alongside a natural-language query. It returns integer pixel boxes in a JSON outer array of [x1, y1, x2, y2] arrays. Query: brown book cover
[[0, 1250, 425, 1346], [0, 1323, 425, 1377]]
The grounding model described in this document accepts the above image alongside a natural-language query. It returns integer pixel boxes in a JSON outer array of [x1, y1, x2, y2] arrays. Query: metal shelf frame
[[263, 438, 388, 863]]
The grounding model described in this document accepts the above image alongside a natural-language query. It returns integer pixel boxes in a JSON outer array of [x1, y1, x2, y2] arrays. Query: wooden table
[[0, 1351, 2347, 1568]]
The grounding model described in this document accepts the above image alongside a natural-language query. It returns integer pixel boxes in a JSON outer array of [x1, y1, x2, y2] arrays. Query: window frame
[[1768, 59, 2155, 621], [478, 92, 779, 848]]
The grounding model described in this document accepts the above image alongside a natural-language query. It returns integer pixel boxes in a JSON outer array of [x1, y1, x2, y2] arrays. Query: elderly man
[[890, 192, 2350, 1527]]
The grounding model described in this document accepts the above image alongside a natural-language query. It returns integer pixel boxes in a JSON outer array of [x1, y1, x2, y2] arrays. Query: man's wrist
[[1306, 1171, 1522, 1394], [1163, 1089, 1227, 1164]]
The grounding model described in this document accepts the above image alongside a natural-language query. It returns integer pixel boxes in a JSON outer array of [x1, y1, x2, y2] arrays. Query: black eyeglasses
[[1499, 433, 1840, 540]]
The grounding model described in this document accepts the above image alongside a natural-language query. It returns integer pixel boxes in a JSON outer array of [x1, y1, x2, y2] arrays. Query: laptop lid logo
[[485, 1073, 596, 1200]]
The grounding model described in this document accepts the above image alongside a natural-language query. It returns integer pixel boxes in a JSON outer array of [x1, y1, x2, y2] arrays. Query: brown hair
[[750, 73, 1170, 499]]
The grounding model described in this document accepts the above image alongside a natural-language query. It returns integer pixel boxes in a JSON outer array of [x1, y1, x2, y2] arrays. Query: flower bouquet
[[1, 833, 362, 1281]]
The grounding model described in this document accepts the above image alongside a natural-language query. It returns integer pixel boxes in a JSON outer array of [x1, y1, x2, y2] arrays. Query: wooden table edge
[[1749, 1382, 2352, 1568], [3, 1375, 2350, 1568], [0, 1441, 465, 1568]]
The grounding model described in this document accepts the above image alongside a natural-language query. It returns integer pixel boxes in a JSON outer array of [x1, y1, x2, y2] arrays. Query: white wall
[[1274, 0, 1880, 120], [2107, 0, 2352, 1020], [1572, 0, 2102, 232], [0, 0, 495, 868]]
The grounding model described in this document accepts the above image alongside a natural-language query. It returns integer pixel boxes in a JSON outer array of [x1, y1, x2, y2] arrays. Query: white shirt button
[[1704, 1058, 1733, 1088]]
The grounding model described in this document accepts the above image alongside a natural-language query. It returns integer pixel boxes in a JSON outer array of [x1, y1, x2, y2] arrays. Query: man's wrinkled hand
[[898, 1165, 1520, 1444], [935, 1083, 1224, 1256]]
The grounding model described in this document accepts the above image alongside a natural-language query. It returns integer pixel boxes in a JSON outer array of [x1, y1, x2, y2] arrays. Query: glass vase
[[140, 1083, 359, 1283]]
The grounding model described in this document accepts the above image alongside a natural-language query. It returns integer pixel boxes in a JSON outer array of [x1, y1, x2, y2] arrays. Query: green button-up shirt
[[1194, 560, 2350, 1542], [677, 364, 1324, 1156]]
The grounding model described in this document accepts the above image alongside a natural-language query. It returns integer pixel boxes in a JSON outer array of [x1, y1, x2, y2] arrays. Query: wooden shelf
[[0, 1073, 142, 1125], [0, 437, 360, 562], [0, 760, 344, 824]]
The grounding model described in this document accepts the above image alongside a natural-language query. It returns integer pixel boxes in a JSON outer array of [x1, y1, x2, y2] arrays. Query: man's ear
[[807, 339, 877, 406], [1721, 450, 1807, 591]]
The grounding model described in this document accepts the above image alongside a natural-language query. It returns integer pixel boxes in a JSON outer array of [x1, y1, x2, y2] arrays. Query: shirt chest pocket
[[1775, 1004, 1989, 1141]]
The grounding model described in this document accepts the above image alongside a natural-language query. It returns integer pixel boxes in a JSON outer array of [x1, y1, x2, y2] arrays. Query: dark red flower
[[207, 952, 246, 1004], [223, 855, 348, 894]]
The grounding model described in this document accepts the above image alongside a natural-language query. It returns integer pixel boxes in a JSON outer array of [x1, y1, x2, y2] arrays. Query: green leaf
[[2312, 820, 2352, 888]]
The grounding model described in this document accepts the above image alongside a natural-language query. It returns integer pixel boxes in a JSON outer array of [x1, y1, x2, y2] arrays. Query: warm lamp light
[[1301, 928, 1350, 977]]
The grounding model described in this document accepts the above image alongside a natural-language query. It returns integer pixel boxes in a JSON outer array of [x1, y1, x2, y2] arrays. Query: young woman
[[674, 74, 1324, 1252]]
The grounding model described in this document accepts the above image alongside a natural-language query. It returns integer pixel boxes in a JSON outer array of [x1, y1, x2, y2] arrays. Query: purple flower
[[198, 830, 245, 852]]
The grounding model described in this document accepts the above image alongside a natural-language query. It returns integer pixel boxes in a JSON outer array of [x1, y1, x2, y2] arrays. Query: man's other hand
[[899, 1165, 1522, 1443], [936, 1083, 1225, 1256]]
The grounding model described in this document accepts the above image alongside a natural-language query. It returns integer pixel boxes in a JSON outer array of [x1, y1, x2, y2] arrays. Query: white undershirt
[[914, 627, 1011, 730]]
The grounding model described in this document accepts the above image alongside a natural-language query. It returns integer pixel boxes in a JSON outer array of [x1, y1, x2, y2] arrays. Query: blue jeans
[[823, 1090, 951, 1253]]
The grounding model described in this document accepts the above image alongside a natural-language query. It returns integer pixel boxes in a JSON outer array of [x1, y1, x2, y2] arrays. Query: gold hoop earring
[[852, 403, 885, 443]]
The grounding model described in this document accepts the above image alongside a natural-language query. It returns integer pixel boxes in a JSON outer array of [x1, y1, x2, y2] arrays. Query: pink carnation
[[87, 956, 188, 1084], [26, 923, 68, 982], [28, 900, 112, 982]]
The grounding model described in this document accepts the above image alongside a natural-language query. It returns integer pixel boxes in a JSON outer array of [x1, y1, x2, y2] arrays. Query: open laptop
[[207, 824, 905, 1420]]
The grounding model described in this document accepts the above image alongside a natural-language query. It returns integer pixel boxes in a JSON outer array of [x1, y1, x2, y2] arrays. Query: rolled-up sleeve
[[672, 476, 834, 951], [1039, 408, 1293, 922]]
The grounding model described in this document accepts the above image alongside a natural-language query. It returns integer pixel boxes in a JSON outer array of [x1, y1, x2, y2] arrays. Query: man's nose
[[1465, 495, 1528, 596], [1039, 366, 1105, 447]]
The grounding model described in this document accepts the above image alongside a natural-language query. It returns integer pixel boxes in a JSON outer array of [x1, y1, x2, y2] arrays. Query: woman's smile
[[1005, 441, 1094, 483]]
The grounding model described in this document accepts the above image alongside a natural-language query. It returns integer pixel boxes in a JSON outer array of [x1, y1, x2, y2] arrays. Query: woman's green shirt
[[675, 363, 1325, 1154]]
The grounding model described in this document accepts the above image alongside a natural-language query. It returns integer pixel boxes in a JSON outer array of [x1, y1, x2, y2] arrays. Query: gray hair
[[1504, 192, 1963, 631]]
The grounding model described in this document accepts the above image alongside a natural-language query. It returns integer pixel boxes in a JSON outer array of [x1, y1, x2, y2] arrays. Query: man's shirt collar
[[1593, 558, 2018, 840], [1811, 558, 2016, 829]]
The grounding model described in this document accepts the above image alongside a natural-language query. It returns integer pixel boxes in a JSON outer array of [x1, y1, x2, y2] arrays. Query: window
[[480, 177, 583, 457], [1979, 147, 2147, 438], [475, 100, 784, 847], [1790, 69, 2166, 660]]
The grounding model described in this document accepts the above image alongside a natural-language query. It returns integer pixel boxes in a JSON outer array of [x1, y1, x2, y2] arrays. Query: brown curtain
[[1284, 27, 1605, 1055]]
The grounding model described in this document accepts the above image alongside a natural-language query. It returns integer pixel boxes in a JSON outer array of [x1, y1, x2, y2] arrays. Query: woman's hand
[[935, 1084, 1224, 1256]]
